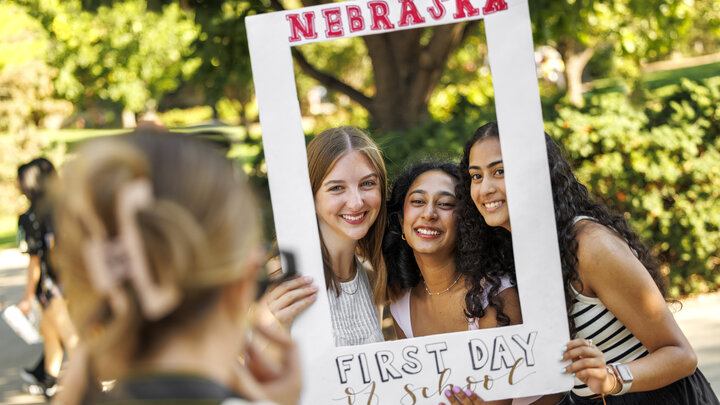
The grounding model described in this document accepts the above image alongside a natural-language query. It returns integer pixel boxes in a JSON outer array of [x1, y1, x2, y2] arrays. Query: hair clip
[[82, 179, 181, 321]]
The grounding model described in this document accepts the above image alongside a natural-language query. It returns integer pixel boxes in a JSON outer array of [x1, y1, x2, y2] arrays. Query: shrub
[[382, 78, 720, 296], [546, 78, 720, 296], [0, 62, 70, 219]]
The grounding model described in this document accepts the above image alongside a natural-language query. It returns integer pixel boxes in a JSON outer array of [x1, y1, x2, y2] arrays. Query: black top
[[18, 206, 58, 302], [98, 373, 249, 405]]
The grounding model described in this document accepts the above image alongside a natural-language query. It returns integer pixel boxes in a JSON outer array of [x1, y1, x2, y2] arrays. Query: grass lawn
[[1, 125, 248, 251], [39, 124, 248, 151], [39, 128, 126, 144], [643, 61, 720, 88], [588, 61, 720, 95], [0, 215, 17, 250]]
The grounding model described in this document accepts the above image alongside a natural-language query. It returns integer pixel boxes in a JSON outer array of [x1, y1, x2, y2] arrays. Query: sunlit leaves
[[19, 0, 201, 113]]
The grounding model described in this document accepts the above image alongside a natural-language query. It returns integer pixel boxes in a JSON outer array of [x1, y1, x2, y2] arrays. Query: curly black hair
[[384, 160, 515, 328], [384, 161, 460, 301], [457, 122, 667, 336]]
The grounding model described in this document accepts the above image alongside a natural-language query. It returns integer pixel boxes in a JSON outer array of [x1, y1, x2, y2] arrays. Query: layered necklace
[[423, 274, 462, 296]]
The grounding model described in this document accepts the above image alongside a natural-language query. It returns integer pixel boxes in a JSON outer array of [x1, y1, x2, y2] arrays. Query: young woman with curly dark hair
[[385, 161, 521, 334], [384, 161, 541, 405], [456, 122, 716, 404]]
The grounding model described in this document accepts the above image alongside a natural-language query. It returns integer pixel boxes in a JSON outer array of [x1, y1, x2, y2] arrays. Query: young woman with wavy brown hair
[[266, 126, 389, 346]]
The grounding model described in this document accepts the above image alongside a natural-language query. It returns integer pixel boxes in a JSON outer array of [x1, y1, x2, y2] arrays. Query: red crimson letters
[[287, 0, 508, 42]]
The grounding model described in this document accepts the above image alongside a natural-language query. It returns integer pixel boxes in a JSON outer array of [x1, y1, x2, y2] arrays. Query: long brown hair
[[307, 126, 388, 304]]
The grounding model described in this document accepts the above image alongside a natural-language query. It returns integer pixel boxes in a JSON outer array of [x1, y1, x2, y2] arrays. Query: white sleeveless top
[[327, 260, 384, 347]]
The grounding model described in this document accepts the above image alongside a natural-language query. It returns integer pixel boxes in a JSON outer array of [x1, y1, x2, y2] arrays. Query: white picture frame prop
[[247, 0, 573, 403]]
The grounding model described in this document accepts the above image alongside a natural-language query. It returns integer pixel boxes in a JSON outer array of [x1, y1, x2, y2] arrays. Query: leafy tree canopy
[[19, 0, 201, 114]]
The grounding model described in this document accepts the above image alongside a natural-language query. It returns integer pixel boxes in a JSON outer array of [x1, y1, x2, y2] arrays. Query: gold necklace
[[423, 274, 462, 296]]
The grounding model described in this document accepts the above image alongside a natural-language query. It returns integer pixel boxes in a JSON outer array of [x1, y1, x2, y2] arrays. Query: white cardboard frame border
[[247, 0, 572, 403]]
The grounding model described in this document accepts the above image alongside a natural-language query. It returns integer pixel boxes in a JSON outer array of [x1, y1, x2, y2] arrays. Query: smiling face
[[314, 150, 382, 245], [468, 136, 510, 231], [401, 170, 458, 259]]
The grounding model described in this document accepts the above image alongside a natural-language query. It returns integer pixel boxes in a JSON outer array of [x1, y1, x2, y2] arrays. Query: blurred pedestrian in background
[[16, 157, 78, 398]]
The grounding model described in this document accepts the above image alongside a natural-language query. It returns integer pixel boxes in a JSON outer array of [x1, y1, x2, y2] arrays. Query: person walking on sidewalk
[[16, 158, 78, 397]]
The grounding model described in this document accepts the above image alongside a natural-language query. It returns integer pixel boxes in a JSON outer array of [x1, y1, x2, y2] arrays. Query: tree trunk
[[279, 0, 476, 133], [364, 24, 467, 133], [292, 24, 472, 133], [561, 44, 595, 108]]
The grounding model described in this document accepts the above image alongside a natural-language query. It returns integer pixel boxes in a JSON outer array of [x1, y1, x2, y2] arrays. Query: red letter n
[[453, 0, 479, 18], [322, 8, 344, 38], [367, 1, 396, 30], [482, 0, 507, 14], [286, 12, 318, 42]]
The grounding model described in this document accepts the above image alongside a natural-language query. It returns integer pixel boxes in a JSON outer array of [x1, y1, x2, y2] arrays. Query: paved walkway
[[0, 249, 718, 403], [0, 249, 44, 405], [673, 291, 720, 389]]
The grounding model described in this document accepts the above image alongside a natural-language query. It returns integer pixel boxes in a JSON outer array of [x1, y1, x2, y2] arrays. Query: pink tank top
[[389, 275, 514, 338]]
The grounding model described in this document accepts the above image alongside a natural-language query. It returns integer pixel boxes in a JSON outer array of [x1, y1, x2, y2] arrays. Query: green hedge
[[546, 78, 720, 296], [371, 78, 720, 297]]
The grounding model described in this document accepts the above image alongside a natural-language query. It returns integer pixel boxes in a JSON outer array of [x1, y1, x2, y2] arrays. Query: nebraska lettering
[[286, 0, 508, 42]]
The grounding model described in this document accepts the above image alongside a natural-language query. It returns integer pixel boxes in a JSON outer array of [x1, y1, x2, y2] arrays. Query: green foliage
[[429, 24, 495, 124], [21, 0, 201, 115], [379, 97, 496, 178], [0, 3, 48, 70], [650, 0, 720, 58], [294, 38, 373, 130], [529, 0, 703, 103], [546, 78, 720, 296], [183, 0, 257, 107], [158, 106, 214, 127], [0, 62, 73, 136], [0, 214, 17, 250], [0, 3, 70, 219], [0, 2, 72, 135]]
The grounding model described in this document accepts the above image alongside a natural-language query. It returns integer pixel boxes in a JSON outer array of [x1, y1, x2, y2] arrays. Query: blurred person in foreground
[[51, 129, 301, 405], [17, 158, 78, 397]]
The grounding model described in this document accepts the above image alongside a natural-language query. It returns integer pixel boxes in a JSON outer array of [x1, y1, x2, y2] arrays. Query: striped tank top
[[570, 216, 648, 397]]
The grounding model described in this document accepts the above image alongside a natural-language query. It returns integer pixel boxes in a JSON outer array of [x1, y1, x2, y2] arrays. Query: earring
[[401, 233, 406, 241]]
